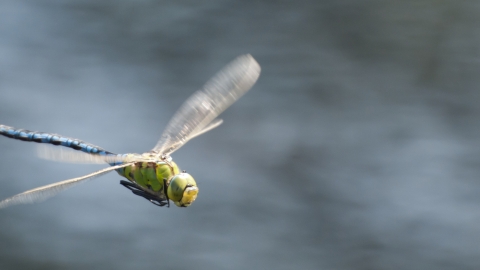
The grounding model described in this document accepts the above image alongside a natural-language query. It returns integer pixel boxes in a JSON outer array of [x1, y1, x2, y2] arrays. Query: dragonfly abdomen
[[0, 125, 115, 156]]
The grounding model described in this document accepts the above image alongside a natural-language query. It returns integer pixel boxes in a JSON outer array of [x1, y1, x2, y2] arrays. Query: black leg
[[119, 180, 168, 207], [163, 179, 170, 208]]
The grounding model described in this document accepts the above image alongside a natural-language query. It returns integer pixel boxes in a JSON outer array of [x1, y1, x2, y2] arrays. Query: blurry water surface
[[1, 1, 480, 269]]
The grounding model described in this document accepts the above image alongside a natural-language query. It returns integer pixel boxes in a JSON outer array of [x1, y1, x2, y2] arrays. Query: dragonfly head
[[167, 172, 198, 207]]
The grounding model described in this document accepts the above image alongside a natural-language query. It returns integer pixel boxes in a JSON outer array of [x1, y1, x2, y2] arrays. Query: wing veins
[[0, 163, 133, 209], [37, 145, 126, 164], [152, 54, 260, 156]]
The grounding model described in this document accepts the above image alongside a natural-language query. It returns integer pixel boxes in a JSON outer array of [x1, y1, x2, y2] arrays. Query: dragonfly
[[0, 54, 260, 209]]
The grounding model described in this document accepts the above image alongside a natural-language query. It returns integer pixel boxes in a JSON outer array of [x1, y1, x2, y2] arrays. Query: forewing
[[0, 163, 132, 209], [37, 145, 126, 164], [152, 54, 260, 155]]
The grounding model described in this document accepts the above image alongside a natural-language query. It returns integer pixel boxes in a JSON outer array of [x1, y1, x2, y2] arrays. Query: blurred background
[[0, 0, 480, 269]]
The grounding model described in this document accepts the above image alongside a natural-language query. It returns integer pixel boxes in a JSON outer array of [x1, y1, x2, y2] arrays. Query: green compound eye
[[167, 172, 198, 207]]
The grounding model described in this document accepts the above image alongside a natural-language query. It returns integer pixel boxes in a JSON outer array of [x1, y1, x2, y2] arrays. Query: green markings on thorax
[[121, 161, 180, 193]]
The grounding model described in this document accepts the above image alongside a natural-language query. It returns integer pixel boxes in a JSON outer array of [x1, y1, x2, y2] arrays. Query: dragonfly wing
[[37, 145, 126, 165], [152, 54, 260, 156], [0, 163, 133, 209], [189, 118, 223, 140]]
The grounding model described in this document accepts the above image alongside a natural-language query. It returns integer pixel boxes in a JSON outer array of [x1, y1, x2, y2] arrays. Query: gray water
[[1, 1, 480, 269]]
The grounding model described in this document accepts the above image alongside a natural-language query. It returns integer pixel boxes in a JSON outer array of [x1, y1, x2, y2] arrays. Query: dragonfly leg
[[163, 179, 170, 208], [119, 180, 168, 207]]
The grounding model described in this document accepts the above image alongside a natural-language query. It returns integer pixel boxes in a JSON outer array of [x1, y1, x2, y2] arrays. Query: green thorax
[[116, 153, 180, 194]]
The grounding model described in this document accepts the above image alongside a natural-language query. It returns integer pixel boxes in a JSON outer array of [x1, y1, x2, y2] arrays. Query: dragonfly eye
[[167, 172, 198, 207]]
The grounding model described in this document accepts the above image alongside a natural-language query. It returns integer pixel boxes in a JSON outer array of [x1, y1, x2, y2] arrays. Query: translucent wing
[[0, 163, 132, 209], [36, 145, 126, 165], [189, 119, 223, 140], [152, 54, 261, 156]]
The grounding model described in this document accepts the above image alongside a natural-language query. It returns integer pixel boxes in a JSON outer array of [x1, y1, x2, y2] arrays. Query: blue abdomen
[[0, 125, 116, 157]]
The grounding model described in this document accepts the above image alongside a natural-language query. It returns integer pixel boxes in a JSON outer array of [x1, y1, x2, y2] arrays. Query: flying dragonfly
[[0, 54, 260, 208]]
